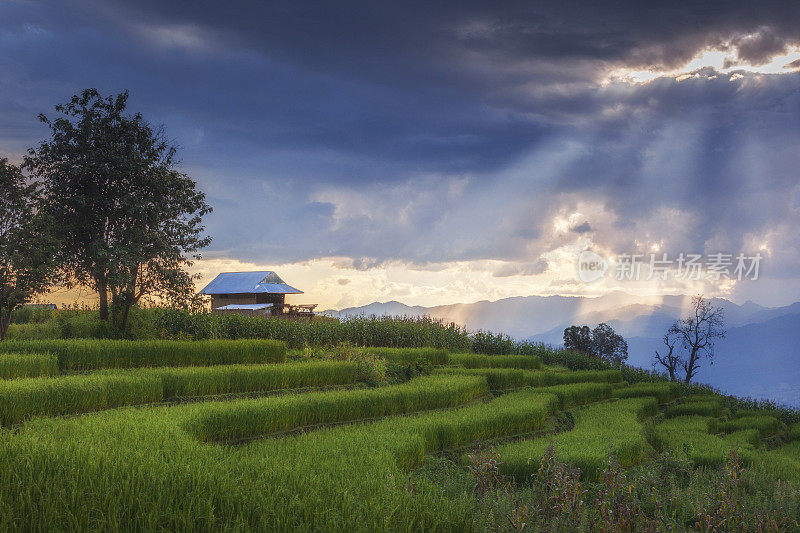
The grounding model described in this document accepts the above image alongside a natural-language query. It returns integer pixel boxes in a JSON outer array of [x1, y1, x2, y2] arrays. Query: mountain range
[[324, 293, 800, 407]]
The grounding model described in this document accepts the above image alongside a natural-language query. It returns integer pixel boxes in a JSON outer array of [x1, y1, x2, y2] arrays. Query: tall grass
[[499, 397, 658, 481], [652, 416, 756, 467], [0, 339, 286, 371], [447, 352, 542, 369], [435, 367, 622, 391], [612, 382, 680, 403], [0, 361, 364, 425], [0, 352, 58, 379], [709, 415, 782, 438], [0, 372, 163, 426], [186, 374, 490, 442], [0, 385, 563, 531], [665, 399, 723, 418], [537, 382, 613, 409], [365, 347, 450, 365]]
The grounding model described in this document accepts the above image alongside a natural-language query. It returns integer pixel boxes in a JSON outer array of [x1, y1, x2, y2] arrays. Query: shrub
[[0, 353, 58, 379]]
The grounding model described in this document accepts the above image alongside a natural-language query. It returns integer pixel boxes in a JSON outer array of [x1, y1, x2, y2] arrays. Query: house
[[199, 271, 317, 317]]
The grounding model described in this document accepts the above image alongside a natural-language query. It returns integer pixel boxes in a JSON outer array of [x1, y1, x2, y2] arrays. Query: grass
[[0, 332, 796, 530], [0, 361, 364, 426], [150, 360, 362, 398], [0, 339, 286, 370], [0, 386, 561, 531], [0, 372, 163, 426], [536, 381, 613, 409], [652, 416, 756, 467], [499, 397, 658, 481], [435, 367, 622, 391], [0, 352, 58, 379], [709, 415, 783, 438], [185, 373, 490, 442], [447, 352, 542, 369], [365, 346, 450, 365], [612, 381, 680, 403], [790, 423, 800, 441], [665, 399, 723, 418]]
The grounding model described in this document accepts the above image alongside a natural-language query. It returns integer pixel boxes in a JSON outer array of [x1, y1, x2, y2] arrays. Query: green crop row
[[0, 372, 163, 426], [0, 339, 286, 371], [499, 397, 658, 481], [536, 382, 613, 409], [0, 385, 562, 530], [186, 374, 490, 442], [447, 353, 542, 370], [434, 367, 622, 391], [709, 415, 782, 438], [790, 423, 800, 441], [652, 416, 757, 467], [0, 361, 362, 426], [0, 352, 58, 379], [612, 381, 680, 403], [665, 399, 723, 418], [365, 347, 450, 365]]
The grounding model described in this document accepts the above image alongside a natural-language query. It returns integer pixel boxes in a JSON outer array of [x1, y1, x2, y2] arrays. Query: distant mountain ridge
[[324, 293, 800, 407]]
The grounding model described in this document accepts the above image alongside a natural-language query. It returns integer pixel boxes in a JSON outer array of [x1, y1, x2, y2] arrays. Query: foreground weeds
[[427, 444, 800, 532]]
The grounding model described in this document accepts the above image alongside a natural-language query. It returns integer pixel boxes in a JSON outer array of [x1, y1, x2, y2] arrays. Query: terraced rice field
[[0, 339, 797, 530]]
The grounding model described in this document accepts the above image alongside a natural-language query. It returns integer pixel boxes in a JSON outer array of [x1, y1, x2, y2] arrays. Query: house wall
[[210, 293, 286, 309]]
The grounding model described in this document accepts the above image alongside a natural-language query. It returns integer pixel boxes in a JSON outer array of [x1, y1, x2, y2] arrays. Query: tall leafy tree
[[563, 325, 592, 353], [590, 322, 628, 365], [563, 322, 628, 365], [0, 159, 57, 340], [25, 89, 211, 332]]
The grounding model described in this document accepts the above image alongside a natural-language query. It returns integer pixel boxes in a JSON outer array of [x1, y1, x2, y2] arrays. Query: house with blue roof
[[199, 271, 316, 317]]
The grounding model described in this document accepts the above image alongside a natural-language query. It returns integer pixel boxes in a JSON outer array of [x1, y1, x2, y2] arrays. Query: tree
[[673, 295, 725, 383], [563, 325, 592, 353], [25, 89, 212, 332], [0, 159, 58, 340], [654, 295, 725, 383], [563, 322, 628, 365], [653, 329, 680, 381], [590, 322, 628, 365]]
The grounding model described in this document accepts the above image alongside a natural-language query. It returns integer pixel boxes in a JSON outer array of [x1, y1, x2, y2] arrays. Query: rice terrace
[[0, 314, 797, 530]]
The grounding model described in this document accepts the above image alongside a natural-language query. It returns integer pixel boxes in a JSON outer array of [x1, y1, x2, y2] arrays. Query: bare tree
[[668, 295, 725, 383], [653, 329, 681, 381]]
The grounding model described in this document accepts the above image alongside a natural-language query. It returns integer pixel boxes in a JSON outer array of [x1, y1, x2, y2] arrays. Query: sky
[[2, 0, 800, 310]]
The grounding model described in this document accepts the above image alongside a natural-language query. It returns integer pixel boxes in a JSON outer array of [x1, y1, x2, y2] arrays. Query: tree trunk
[[0, 309, 11, 341], [97, 276, 109, 321]]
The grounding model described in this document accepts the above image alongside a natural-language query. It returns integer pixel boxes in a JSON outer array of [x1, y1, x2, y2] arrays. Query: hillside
[[326, 294, 800, 407], [0, 338, 798, 530]]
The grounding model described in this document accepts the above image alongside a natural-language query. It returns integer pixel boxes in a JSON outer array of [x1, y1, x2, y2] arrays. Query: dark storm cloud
[[0, 0, 799, 281]]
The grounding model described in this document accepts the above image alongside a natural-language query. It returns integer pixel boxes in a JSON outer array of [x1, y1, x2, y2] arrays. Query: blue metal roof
[[199, 271, 303, 295]]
